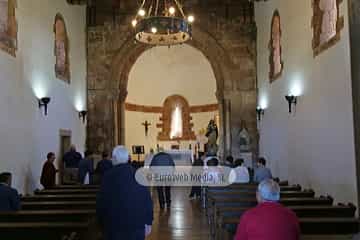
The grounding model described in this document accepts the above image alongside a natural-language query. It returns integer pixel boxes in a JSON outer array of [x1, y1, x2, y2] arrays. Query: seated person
[[224, 155, 234, 167], [234, 179, 300, 240], [0, 172, 21, 211], [78, 150, 94, 184], [97, 146, 153, 240], [96, 151, 113, 179], [203, 157, 224, 186], [254, 157, 272, 183], [40, 152, 58, 189], [229, 158, 250, 183]]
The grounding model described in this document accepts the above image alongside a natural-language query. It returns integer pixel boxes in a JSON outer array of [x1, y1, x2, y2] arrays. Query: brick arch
[[157, 95, 196, 141]]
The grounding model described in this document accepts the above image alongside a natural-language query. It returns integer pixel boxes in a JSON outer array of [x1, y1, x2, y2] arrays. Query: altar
[[164, 149, 194, 166]]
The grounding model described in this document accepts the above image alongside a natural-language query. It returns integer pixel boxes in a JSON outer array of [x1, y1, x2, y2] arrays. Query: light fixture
[[78, 110, 87, 123], [285, 95, 297, 114], [132, 0, 195, 46], [38, 97, 51, 116], [256, 107, 265, 121]]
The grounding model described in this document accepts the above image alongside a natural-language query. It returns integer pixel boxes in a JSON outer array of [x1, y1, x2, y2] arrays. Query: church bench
[[217, 217, 359, 240], [22, 194, 96, 202], [0, 222, 90, 240], [207, 196, 333, 233], [52, 184, 99, 189], [212, 204, 356, 238], [208, 184, 301, 192], [21, 201, 96, 210], [35, 188, 98, 195], [0, 210, 96, 222], [208, 190, 315, 199]]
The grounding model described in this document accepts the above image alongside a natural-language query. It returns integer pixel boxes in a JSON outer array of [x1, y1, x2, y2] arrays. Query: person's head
[[84, 150, 93, 159], [69, 144, 76, 152], [102, 151, 109, 160], [0, 172, 12, 186], [234, 158, 244, 167], [207, 158, 219, 167], [226, 156, 234, 164], [47, 152, 56, 162], [257, 157, 267, 167], [256, 179, 280, 203], [150, 148, 154, 154], [112, 145, 130, 166]]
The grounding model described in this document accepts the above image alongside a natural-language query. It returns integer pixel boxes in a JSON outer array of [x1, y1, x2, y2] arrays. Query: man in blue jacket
[[97, 146, 153, 240], [0, 172, 21, 211], [150, 151, 175, 209], [78, 150, 94, 184]]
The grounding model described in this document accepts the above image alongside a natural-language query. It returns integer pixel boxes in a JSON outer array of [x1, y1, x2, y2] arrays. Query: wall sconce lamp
[[38, 97, 51, 116], [285, 95, 297, 113], [256, 107, 265, 121], [78, 110, 88, 123]]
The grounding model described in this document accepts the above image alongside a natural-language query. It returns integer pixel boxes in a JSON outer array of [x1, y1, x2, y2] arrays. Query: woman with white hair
[[234, 179, 300, 240], [96, 146, 153, 240]]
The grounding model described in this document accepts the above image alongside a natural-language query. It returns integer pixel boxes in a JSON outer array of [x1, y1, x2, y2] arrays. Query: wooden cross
[[142, 120, 151, 137]]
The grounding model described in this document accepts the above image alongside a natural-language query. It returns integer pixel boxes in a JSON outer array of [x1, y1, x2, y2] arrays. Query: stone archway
[[87, 9, 258, 160], [108, 26, 232, 158]]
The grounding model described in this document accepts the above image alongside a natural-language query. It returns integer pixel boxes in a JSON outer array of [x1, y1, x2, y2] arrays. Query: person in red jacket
[[234, 179, 300, 240]]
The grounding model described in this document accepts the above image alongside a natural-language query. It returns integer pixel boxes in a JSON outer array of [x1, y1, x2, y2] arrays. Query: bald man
[[234, 179, 300, 240]]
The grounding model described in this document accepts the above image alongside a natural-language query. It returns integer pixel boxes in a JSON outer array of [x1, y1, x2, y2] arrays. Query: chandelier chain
[[173, 0, 186, 18]]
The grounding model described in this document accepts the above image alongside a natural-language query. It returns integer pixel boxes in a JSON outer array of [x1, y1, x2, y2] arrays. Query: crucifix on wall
[[142, 120, 151, 137]]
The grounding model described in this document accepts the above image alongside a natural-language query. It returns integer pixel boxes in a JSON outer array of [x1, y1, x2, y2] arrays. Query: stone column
[[216, 91, 226, 159], [117, 91, 128, 146], [224, 99, 232, 157], [348, 0, 360, 209]]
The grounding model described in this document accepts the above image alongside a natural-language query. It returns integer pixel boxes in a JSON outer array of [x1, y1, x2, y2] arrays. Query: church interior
[[0, 0, 360, 239]]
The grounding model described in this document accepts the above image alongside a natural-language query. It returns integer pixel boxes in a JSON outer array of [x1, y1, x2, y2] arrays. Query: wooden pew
[[213, 204, 356, 239], [207, 196, 333, 237], [35, 188, 98, 195], [218, 217, 359, 240], [208, 184, 301, 192], [21, 201, 96, 210], [22, 194, 96, 202], [52, 184, 99, 189], [0, 222, 90, 240], [208, 190, 315, 199], [0, 210, 96, 222]]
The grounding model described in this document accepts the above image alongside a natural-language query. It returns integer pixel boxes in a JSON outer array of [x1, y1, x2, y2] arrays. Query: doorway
[[59, 129, 72, 184]]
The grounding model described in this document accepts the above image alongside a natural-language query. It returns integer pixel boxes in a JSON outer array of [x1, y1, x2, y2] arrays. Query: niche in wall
[[157, 95, 196, 141], [0, 0, 17, 57], [312, 0, 344, 56], [54, 13, 71, 83], [269, 10, 283, 83]]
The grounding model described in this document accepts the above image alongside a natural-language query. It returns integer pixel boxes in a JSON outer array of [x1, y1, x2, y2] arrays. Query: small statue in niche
[[319, 0, 337, 45], [205, 119, 219, 156], [238, 120, 251, 153]]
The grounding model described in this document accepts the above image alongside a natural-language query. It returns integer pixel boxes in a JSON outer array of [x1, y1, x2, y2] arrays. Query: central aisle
[[147, 187, 210, 240]]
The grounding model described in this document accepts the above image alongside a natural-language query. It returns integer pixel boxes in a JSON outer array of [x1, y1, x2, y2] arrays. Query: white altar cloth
[[165, 149, 194, 166]]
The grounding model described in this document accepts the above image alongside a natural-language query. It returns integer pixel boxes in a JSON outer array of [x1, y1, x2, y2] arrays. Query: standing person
[[189, 157, 203, 200], [144, 148, 155, 168], [62, 144, 82, 183], [254, 157, 273, 183], [78, 150, 94, 185], [95, 151, 113, 180], [40, 152, 58, 189], [229, 159, 250, 183], [0, 172, 21, 211], [97, 146, 153, 240], [150, 150, 175, 209], [234, 179, 300, 240]]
